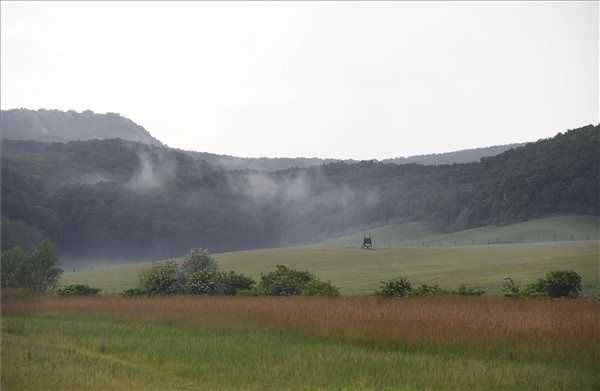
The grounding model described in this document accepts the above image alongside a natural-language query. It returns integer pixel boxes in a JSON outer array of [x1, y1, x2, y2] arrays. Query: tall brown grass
[[3, 295, 599, 359]]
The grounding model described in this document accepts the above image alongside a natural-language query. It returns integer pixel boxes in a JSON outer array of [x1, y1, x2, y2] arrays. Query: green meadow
[[314, 215, 599, 248], [62, 245, 600, 295]]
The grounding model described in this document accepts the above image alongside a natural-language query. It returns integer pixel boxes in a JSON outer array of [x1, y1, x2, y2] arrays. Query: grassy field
[[3, 296, 599, 391], [62, 240, 600, 295], [314, 215, 599, 248]]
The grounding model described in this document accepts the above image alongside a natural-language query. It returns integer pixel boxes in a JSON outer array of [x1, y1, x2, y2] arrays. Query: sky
[[1, 1, 598, 160]]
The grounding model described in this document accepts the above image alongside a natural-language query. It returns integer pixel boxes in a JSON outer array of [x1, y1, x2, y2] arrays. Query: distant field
[[314, 215, 599, 248], [62, 240, 600, 295], [3, 296, 599, 391]]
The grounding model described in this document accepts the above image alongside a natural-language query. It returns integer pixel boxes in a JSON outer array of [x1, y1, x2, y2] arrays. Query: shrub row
[[377, 270, 582, 299], [126, 250, 340, 297], [376, 278, 484, 297]]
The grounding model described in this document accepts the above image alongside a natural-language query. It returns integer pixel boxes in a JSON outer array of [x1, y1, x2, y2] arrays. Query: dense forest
[[2, 124, 598, 260]]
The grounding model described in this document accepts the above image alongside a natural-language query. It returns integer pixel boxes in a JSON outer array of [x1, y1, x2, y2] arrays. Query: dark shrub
[[303, 280, 340, 296], [377, 277, 412, 297], [453, 284, 485, 296], [258, 265, 314, 296], [57, 284, 101, 296], [219, 271, 255, 295], [542, 270, 582, 298], [139, 261, 182, 295], [411, 283, 446, 297], [121, 287, 147, 297]]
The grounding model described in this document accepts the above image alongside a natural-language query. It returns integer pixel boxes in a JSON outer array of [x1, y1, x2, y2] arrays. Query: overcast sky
[[1, 1, 598, 159]]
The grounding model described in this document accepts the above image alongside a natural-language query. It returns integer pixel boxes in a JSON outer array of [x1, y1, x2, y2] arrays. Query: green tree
[[181, 248, 218, 274], [0, 246, 27, 288], [28, 241, 62, 291], [0, 241, 62, 292]]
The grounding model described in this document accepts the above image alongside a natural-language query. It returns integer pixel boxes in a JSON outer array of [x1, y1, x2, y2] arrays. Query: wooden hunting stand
[[362, 233, 373, 249]]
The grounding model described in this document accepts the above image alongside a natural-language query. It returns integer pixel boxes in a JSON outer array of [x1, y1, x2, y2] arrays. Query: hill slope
[[0, 109, 161, 145], [315, 215, 600, 248], [382, 143, 525, 166], [182, 142, 526, 171]]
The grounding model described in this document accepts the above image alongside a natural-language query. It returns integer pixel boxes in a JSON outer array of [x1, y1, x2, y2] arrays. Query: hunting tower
[[362, 233, 373, 249]]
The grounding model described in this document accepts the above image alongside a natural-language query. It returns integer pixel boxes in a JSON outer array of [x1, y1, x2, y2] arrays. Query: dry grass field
[[3, 295, 600, 390]]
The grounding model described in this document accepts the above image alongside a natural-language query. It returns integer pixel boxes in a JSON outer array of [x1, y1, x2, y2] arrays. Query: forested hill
[[3, 109, 524, 171], [0, 109, 162, 146], [1, 124, 598, 260], [382, 143, 525, 166], [181, 143, 525, 171]]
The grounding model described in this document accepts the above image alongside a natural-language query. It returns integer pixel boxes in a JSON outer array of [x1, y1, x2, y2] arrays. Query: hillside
[[2, 124, 598, 259], [182, 143, 525, 171], [0, 109, 162, 145], [315, 215, 600, 248], [2, 109, 527, 172], [382, 143, 525, 166]]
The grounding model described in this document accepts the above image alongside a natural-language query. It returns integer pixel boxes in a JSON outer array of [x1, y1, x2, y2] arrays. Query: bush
[[219, 271, 255, 295], [185, 271, 221, 295], [303, 280, 340, 296], [525, 278, 548, 297], [377, 277, 412, 297], [121, 287, 147, 297], [139, 261, 182, 295], [57, 284, 101, 296], [505, 270, 583, 299], [410, 283, 447, 297], [258, 265, 315, 296], [542, 270, 582, 298], [502, 277, 525, 298], [452, 284, 485, 296], [1, 241, 63, 292]]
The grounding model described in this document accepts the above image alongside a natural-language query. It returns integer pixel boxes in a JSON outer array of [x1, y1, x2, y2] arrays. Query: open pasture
[[2, 295, 599, 391], [314, 215, 599, 248], [62, 240, 600, 295]]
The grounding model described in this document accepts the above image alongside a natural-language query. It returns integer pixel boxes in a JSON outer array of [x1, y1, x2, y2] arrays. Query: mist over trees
[[1, 124, 598, 261]]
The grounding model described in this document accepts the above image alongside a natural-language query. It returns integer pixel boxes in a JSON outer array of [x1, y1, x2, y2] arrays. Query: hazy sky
[[1, 1, 598, 159]]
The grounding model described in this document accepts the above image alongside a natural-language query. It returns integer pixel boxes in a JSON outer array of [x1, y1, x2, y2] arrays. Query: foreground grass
[[62, 240, 600, 294], [2, 296, 599, 390]]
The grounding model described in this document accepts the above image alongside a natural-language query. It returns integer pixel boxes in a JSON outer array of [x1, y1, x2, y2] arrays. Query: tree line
[[1, 125, 598, 259]]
